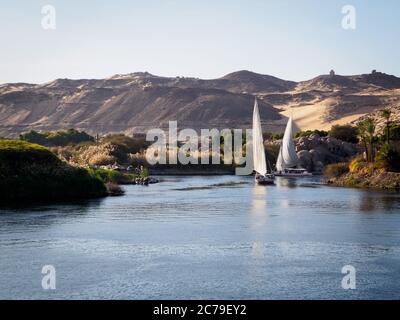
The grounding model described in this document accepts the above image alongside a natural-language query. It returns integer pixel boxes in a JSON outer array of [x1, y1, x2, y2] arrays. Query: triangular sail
[[252, 98, 267, 176], [276, 116, 299, 171]]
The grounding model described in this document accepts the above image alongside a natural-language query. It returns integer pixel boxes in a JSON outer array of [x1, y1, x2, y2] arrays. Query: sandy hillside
[[1, 70, 400, 137]]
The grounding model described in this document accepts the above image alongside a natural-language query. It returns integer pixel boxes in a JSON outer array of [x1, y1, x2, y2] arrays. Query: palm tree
[[357, 120, 369, 161], [357, 118, 376, 162], [380, 109, 392, 144], [365, 118, 376, 161]]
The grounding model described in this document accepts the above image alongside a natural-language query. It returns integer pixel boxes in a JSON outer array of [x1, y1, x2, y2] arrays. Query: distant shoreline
[[149, 168, 236, 176], [327, 170, 400, 191]]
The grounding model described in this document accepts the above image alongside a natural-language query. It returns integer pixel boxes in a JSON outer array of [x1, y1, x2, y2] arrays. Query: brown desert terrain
[[1, 70, 399, 137]]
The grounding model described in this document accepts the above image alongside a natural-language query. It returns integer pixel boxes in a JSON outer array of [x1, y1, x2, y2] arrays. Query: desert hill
[[261, 71, 400, 131], [1, 70, 400, 137]]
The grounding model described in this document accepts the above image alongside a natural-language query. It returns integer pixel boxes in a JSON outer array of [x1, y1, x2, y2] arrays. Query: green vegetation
[[326, 157, 400, 190], [265, 143, 280, 166], [324, 162, 349, 178], [381, 109, 392, 144], [389, 123, 400, 141], [374, 143, 400, 172], [0, 139, 107, 203], [270, 133, 284, 140], [20, 129, 94, 147], [325, 110, 400, 190], [51, 133, 151, 167], [357, 118, 376, 162], [263, 132, 284, 140], [101, 134, 150, 154], [295, 129, 328, 138], [0, 139, 54, 162], [88, 168, 137, 184], [139, 167, 149, 178], [329, 125, 358, 143], [349, 157, 377, 176]]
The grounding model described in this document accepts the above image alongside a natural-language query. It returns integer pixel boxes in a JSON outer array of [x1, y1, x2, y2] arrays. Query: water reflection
[[351, 191, 400, 213], [0, 198, 104, 228], [251, 185, 267, 222], [358, 194, 378, 212], [0, 198, 104, 212], [249, 185, 268, 260], [251, 241, 265, 258], [276, 177, 298, 189], [380, 194, 400, 213]]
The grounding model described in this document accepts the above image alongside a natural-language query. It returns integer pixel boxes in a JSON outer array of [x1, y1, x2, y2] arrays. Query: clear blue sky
[[0, 0, 399, 84]]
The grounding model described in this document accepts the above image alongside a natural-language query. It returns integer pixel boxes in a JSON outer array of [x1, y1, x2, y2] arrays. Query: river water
[[1, 176, 400, 299]]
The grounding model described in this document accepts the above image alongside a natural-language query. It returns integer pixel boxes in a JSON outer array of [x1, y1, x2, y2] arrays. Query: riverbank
[[327, 170, 400, 190], [325, 159, 400, 191]]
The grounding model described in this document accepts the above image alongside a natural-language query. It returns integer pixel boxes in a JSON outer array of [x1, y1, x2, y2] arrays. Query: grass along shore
[[325, 158, 400, 190], [0, 139, 109, 203]]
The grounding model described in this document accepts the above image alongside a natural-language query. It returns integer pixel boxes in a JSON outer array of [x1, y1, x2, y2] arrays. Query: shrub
[[0, 139, 106, 203], [129, 152, 148, 167], [295, 130, 328, 138], [88, 168, 137, 184], [265, 143, 280, 165], [324, 162, 349, 178], [20, 129, 94, 147], [349, 157, 373, 174], [101, 134, 150, 154], [329, 125, 359, 143], [374, 143, 400, 172], [139, 167, 149, 178], [262, 132, 286, 140], [75, 143, 118, 166], [389, 124, 400, 141], [0, 139, 56, 164], [56, 138, 148, 167]]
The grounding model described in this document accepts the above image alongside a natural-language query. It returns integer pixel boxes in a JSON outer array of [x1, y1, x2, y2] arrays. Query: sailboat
[[275, 115, 312, 177], [252, 98, 275, 185]]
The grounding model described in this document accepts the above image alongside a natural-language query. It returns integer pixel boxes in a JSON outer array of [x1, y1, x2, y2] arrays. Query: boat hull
[[274, 168, 312, 177], [255, 174, 275, 185], [275, 172, 313, 177], [256, 179, 275, 185]]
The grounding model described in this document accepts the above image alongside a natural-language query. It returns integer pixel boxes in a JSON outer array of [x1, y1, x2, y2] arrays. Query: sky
[[0, 0, 399, 84]]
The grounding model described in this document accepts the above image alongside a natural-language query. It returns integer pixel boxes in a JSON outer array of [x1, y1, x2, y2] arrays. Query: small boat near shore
[[253, 98, 275, 185]]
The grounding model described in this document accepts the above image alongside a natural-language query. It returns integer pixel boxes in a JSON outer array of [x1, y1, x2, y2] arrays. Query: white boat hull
[[275, 173, 313, 177], [275, 169, 312, 177]]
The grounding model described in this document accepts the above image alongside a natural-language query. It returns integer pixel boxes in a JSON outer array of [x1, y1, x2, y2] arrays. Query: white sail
[[276, 116, 299, 171], [252, 98, 267, 176]]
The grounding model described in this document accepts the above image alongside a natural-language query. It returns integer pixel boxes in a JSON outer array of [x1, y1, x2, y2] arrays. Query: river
[[1, 176, 400, 299]]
